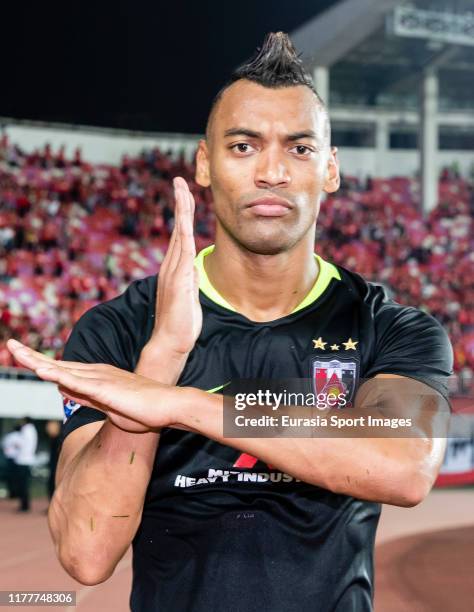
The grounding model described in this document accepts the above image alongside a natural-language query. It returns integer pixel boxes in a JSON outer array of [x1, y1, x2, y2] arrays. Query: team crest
[[312, 358, 359, 407]]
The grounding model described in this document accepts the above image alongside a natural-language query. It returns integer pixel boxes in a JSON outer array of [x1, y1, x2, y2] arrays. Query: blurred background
[[0, 1, 473, 610]]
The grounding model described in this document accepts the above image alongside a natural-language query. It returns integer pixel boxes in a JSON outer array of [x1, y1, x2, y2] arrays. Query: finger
[[51, 366, 107, 379], [7, 342, 117, 376], [37, 366, 103, 395], [159, 181, 181, 276], [156, 205, 180, 309], [36, 365, 102, 382], [159, 175, 185, 280], [7, 342, 89, 372], [54, 363, 137, 382], [7, 339, 52, 361], [169, 179, 184, 275], [39, 361, 137, 381], [7, 339, 27, 352], [175, 179, 195, 268], [169, 179, 184, 267], [182, 181, 196, 252], [188, 182, 195, 216], [184, 177, 195, 217], [175, 177, 194, 222], [55, 360, 112, 371], [159, 225, 177, 276], [8, 345, 55, 371]]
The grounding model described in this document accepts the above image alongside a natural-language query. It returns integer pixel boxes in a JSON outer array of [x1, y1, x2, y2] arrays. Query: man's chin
[[218, 214, 307, 255], [236, 233, 299, 256]]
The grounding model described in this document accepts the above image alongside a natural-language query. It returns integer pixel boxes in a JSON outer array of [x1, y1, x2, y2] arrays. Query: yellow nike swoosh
[[206, 382, 231, 394]]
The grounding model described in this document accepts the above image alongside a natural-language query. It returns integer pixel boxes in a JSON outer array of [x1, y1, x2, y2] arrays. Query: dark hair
[[206, 31, 328, 138]]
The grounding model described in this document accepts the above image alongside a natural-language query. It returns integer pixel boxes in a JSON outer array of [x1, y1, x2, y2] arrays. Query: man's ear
[[323, 146, 340, 194], [195, 139, 211, 187]]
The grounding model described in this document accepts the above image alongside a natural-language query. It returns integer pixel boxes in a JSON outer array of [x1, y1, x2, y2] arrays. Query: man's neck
[[204, 232, 319, 322]]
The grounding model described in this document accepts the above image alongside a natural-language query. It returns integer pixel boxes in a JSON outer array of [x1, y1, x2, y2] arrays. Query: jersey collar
[[194, 244, 341, 315]]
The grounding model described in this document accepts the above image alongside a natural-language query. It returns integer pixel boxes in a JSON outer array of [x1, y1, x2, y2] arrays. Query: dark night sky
[[1, 1, 336, 134]]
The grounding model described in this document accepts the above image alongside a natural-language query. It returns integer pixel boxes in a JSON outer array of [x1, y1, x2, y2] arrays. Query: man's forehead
[[210, 80, 326, 141]]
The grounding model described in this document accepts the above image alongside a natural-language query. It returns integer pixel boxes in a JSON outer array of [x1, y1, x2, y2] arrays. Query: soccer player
[[9, 32, 452, 612]]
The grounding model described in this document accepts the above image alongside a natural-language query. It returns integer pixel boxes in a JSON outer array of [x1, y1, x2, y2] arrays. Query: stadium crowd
[[0, 135, 473, 387]]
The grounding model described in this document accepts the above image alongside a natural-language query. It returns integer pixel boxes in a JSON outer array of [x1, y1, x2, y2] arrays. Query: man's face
[[196, 79, 339, 255]]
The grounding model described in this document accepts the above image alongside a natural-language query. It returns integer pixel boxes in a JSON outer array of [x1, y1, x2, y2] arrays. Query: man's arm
[[10, 346, 450, 510], [174, 374, 448, 507], [47, 349, 182, 586], [31, 177, 200, 585]]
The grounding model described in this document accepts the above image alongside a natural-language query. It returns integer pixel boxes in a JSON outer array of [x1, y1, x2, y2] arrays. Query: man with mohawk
[[10, 32, 452, 611]]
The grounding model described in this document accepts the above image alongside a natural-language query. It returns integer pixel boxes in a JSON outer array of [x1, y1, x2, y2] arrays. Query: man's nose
[[254, 148, 291, 189]]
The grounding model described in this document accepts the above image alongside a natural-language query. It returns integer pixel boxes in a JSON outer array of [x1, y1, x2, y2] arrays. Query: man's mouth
[[245, 196, 293, 217]]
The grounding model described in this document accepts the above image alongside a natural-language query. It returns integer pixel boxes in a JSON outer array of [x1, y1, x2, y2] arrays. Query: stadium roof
[[292, 0, 474, 111]]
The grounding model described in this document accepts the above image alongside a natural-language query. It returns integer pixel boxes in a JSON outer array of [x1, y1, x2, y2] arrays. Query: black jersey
[[61, 245, 453, 612]]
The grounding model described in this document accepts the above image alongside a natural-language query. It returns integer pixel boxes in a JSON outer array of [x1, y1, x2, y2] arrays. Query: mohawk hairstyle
[[206, 31, 328, 139], [232, 31, 320, 98]]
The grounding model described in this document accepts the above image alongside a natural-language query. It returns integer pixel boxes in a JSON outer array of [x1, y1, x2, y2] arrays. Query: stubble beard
[[215, 208, 316, 256]]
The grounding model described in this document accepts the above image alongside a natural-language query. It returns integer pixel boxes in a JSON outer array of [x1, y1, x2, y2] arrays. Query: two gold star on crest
[[312, 337, 358, 351]]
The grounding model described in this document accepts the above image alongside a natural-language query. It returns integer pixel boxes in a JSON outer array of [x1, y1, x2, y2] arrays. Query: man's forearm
[[50, 420, 159, 584], [175, 387, 442, 507], [49, 346, 186, 584]]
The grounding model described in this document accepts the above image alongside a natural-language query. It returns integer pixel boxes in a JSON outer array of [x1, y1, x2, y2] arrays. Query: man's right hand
[[115, 176, 203, 431], [142, 176, 202, 361]]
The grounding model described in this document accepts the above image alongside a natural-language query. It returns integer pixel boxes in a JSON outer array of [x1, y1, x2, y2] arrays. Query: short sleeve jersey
[[61, 246, 453, 612]]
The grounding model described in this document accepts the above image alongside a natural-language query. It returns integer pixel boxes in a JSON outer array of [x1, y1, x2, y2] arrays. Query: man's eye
[[230, 143, 254, 154], [291, 145, 313, 156]]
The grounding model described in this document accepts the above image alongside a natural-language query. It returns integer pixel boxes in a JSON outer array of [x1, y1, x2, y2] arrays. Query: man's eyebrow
[[223, 128, 319, 142], [286, 130, 318, 141], [223, 128, 262, 138]]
